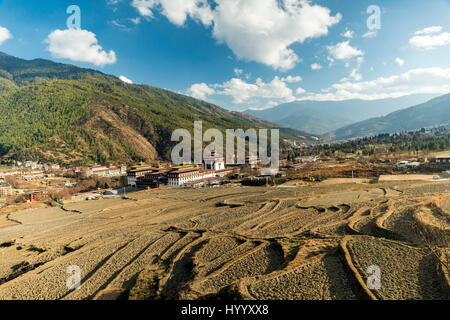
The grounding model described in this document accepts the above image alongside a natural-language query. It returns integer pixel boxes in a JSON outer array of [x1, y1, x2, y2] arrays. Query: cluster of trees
[[293, 128, 449, 157]]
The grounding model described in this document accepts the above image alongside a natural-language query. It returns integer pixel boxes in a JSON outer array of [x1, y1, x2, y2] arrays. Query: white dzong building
[[202, 151, 225, 171]]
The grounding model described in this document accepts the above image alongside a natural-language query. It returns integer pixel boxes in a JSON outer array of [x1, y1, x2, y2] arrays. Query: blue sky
[[0, 0, 450, 111]]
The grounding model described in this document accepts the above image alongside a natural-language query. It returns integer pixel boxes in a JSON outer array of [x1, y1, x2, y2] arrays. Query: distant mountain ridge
[[0, 52, 319, 165], [245, 94, 438, 135], [327, 94, 450, 141]]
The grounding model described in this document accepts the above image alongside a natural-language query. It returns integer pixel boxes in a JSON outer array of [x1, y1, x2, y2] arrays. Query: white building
[[25, 161, 39, 169], [86, 165, 127, 178], [396, 161, 409, 169], [246, 156, 259, 168], [168, 168, 202, 187], [397, 161, 420, 170], [202, 154, 225, 171], [167, 167, 225, 187]]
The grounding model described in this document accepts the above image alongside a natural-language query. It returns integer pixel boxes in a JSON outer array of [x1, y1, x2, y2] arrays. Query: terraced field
[[0, 180, 449, 300]]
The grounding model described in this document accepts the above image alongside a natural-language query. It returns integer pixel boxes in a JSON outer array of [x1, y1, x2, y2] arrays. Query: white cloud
[[119, 75, 133, 84], [234, 68, 243, 76], [111, 20, 128, 30], [130, 17, 141, 25], [327, 41, 363, 60], [348, 56, 364, 81], [133, 0, 341, 71], [362, 30, 377, 38], [395, 58, 405, 66], [349, 68, 362, 81], [187, 82, 215, 100], [296, 87, 306, 94], [311, 63, 322, 70], [281, 75, 302, 83], [327, 56, 335, 67], [107, 0, 122, 5], [215, 66, 449, 108], [212, 0, 341, 71], [409, 26, 450, 50], [188, 76, 295, 106], [131, 0, 213, 26], [414, 26, 443, 35], [341, 29, 354, 39], [299, 67, 450, 101], [218, 76, 295, 104], [265, 101, 279, 109], [131, 0, 154, 17], [45, 29, 116, 66], [0, 26, 12, 45]]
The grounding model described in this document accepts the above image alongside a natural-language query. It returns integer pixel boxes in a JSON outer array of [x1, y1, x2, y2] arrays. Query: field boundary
[[339, 236, 378, 300]]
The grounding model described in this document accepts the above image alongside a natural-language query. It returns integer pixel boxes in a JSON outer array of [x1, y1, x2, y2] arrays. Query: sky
[[0, 0, 450, 111]]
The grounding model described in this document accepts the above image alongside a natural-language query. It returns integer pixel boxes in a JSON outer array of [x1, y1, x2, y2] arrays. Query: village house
[[396, 161, 420, 170], [0, 181, 13, 197], [24, 161, 39, 169], [85, 165, 127, 178], [430, 155, 450, 169], [71, 190, 107, 201], [28, 191, 40, 202], [127, 166, 156, 187], [434, 155, 450, 163]]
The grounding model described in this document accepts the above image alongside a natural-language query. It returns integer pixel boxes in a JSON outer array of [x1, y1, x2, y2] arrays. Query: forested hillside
[[0, 52, 319, 165]]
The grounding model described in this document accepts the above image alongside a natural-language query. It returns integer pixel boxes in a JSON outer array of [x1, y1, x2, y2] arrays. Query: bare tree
[[4, 175, 19, 188]]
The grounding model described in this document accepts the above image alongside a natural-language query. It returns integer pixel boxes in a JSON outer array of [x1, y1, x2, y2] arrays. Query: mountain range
[[327, 94, 450, 141], [245, 95, 439, 136], [0, 52, 319, 165]]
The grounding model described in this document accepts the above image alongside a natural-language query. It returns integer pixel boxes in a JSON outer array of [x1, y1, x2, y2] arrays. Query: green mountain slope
[[0, 52, 319, 165], [327, 94, 450, 141]]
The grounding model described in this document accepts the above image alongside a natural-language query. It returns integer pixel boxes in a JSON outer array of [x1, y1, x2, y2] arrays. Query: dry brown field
[[0, 179, 448, 300]]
